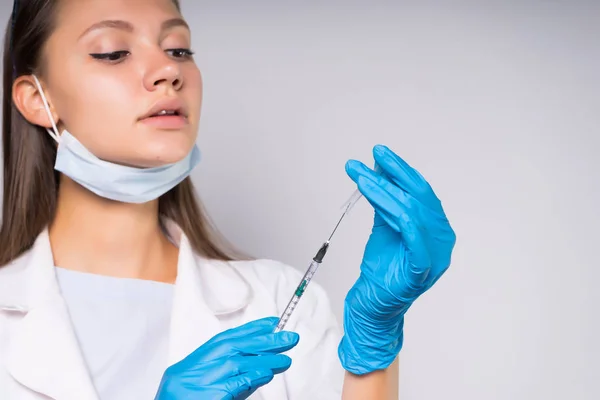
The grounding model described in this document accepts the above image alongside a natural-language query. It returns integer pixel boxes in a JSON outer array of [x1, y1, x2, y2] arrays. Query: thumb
[[219, 369, 275, 399]]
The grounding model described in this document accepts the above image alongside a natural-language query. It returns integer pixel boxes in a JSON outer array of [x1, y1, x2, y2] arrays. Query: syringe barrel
[[274, 259, 322, 332]]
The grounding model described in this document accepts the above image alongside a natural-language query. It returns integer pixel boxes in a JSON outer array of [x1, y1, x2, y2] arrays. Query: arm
[[342, 357, 399, 400]]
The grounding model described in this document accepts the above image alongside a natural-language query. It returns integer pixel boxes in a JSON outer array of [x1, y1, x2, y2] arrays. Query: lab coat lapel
[[166, 230, 286, 400], [167, 228, 253, 365], [168, 232, 222, 364], [4, 230, 99, 400]]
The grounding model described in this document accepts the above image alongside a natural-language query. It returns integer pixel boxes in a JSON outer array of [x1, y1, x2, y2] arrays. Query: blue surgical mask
[[32, 75, 200, 204]]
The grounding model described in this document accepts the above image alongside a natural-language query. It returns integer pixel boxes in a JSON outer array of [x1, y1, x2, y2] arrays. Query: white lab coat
[[0, 221, 345, 399]]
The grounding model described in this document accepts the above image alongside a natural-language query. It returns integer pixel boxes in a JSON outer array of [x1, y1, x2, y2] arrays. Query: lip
[[140, 114, 188, 130], [139, 98, 188, 121]]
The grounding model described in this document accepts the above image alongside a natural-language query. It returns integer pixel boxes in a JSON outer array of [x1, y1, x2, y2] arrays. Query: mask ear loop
[[31, 75, 61, 143]]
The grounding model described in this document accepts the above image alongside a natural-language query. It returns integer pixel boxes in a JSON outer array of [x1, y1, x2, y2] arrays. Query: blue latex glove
[[155, 317, 299, 400], [338, 144, 456, 375]]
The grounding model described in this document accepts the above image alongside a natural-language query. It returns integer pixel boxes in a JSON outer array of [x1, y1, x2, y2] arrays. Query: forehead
[[55, 0, 182, 36]]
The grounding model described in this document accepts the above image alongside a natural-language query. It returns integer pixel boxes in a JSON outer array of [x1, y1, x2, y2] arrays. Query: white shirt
[[0, 221, 344, 400], [55, 267, 174, 400]]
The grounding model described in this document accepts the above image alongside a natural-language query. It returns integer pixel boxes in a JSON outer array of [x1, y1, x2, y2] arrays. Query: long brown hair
[[0, 0, 245, 266]]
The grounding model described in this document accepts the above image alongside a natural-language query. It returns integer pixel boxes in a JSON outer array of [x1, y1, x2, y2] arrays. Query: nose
[[144, 54, 183, 92]]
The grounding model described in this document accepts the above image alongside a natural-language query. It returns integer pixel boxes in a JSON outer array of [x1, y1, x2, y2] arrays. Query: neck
[[48, 176, 178, 283]]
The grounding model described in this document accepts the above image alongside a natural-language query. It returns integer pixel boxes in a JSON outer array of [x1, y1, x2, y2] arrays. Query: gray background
[[2, 1, 599, 399]]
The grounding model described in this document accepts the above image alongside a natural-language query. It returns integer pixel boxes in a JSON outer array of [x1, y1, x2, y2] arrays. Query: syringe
[[273, 242, 329, 332], [273, 188, 363, 333]]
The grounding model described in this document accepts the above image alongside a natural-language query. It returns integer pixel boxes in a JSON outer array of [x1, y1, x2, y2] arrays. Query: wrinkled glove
[[338, 144, 456, 375], [155, 317, 299, 400]]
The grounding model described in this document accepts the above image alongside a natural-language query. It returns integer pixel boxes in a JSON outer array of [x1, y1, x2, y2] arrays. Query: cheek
[[185, 67, 203, 123], [58, 75, 143, 158], [58, 75, 137, 141], [80, 75, 137, 126]]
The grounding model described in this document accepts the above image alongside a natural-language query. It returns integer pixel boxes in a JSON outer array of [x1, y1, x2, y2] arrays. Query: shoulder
[[0, 229, 53, 304], [0, 247, 34, 275], [0, 249, 35, 308]]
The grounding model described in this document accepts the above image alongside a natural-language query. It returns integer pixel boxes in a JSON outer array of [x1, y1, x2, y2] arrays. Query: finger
[[358, 168, 454, 291], [366, 206, 432, 290], [185, 317, 281, 363], [219, 369, 275, 400], [347, 159, 439, 224], [195, 331, 300, 362], [356, 175, 431, 282], [421, 224, 456, 288], [191, 353, 292, 385], [350, 159, 455, 277], [207, 317, 279, 345], [346, 159, 399, 200], [225, 331, 300, 356], [223, 354, 293, 377], [371, 144, 443, 213], [347, 160, 423, 222]]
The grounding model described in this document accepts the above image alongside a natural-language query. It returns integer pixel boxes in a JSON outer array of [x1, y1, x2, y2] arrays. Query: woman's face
[[42, 0, 201, 167]]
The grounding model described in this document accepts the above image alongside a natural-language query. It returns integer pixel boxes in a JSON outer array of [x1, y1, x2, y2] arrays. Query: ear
[[12, 75, 59, 130]]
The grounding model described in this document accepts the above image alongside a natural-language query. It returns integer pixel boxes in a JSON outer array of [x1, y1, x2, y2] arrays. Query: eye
[[166, 48, 195, 59], [89, 50, 130, 62]]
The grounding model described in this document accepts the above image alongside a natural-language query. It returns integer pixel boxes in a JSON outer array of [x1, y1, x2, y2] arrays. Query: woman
[[0, 0, 456, 399]]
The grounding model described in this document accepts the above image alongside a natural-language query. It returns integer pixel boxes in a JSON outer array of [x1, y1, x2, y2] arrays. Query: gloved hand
[[155, 317, 299, 400], [338, 144, 456, 375]]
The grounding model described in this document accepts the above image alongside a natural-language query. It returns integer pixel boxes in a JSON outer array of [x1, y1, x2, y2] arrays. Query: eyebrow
[[78, 18, 190, 40]]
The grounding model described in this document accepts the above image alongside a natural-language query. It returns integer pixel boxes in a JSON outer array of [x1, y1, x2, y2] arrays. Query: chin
[[128, 143, 195, 168], [144, 147, 194, 167], [140, 131, 197, 165]]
